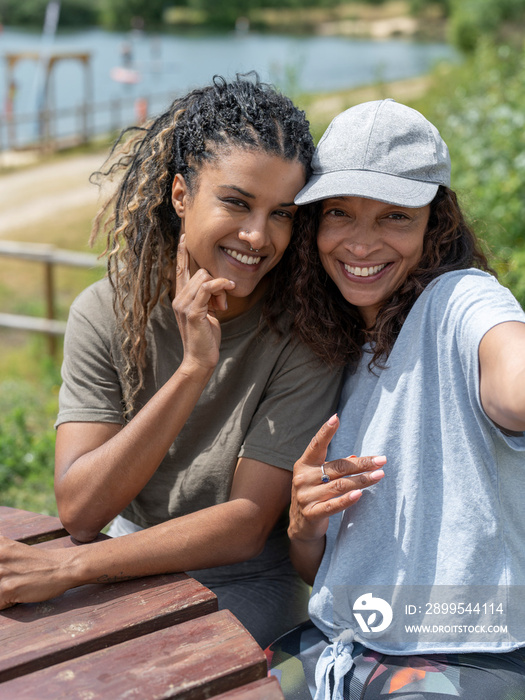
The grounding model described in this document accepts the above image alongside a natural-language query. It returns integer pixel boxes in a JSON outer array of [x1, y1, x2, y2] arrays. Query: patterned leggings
[[267, 621, 525, 700]]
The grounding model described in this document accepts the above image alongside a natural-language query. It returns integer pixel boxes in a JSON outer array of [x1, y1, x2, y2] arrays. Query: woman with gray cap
[[268, 99, 525, 698]]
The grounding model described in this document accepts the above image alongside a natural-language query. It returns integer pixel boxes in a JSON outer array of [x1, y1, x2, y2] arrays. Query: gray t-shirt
[[310, 271, 525, 671], [57, 278, 342, 528]]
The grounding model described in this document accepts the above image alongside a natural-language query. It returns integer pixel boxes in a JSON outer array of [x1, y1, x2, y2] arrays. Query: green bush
[[0, 405, 56, 502], [448, 0, 525, 52], [0, 355, 60, 515]]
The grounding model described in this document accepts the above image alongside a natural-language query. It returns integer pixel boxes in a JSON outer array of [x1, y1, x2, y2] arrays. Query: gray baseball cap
[[295, 98, 451, 208]]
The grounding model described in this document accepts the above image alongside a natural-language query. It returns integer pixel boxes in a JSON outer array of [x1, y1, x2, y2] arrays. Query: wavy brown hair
[[89, 74, 314, 413], [288, 186, 495, 371]]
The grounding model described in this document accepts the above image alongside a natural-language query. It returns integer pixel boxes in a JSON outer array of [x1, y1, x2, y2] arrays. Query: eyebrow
[[218, 185, 296, 208], [219, 185, 255, 199]]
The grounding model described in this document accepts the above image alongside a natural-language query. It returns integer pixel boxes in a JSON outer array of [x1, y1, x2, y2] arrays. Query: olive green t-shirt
[[56, 278, 342, 528]]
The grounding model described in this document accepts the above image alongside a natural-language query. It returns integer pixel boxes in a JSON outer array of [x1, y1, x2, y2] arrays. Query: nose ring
[[240, 230, 260, 254]]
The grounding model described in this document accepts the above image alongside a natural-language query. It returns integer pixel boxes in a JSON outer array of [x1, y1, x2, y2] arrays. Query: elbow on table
[[68, 527, 102, 544], [55, 485, 114, 543], [58, 506, 107, 543], [63, 521, 103, 544]]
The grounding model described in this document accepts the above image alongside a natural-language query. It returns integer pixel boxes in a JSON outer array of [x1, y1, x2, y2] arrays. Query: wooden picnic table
[[0, 506, 284, 699]]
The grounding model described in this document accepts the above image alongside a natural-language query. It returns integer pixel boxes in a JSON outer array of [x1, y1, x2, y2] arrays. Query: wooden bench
[[0, 506, 284, 699]]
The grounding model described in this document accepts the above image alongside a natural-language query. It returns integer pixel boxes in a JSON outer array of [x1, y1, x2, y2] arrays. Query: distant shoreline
[[164, 2, 448, 42], [0, 2, 446, 41]]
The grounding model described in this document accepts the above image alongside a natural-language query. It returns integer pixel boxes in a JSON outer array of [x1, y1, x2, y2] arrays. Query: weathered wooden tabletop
[[0, 506, 283, 699]]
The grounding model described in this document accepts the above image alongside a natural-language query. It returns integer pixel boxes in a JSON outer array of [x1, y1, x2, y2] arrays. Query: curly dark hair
[[288, 186, 495, 371], [89, 74, 314, 412]]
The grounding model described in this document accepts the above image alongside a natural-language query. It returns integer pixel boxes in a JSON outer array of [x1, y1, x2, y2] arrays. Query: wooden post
[[111, 98, 120, 133], [5, 56, 17, 149], [84, 55, 94, 143], [0, 241, 104, 357], [44, 259, 57, 358]]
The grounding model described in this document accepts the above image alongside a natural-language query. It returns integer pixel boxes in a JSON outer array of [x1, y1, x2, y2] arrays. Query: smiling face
[[317, 196, 430, 327], [172, 147, 306, 319]]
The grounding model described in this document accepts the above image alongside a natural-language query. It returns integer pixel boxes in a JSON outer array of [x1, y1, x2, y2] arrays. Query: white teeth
[[344, 263, 387, 277], [225, 248, 261, 265]]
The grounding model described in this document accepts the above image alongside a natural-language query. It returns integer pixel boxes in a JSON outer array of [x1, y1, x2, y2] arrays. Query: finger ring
[[321, 464, 330, 484]]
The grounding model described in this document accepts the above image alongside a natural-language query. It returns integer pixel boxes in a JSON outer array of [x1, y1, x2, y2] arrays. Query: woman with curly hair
[[269, 100, 525, 698], [0, 76, 379, 648]]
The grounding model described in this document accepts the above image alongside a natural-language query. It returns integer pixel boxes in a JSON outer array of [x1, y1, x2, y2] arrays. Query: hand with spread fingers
[[288, 414, 386, 583], [171, 234, 235, 375]]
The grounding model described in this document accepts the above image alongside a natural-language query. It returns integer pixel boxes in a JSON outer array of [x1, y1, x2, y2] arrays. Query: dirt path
[[0, 153, 105, 238]]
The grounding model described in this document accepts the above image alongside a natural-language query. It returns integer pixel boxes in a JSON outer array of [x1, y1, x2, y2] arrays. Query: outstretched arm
[[479, 321, 525, 433], [288, 415, 386, 585], [55, 236, 235, 541]]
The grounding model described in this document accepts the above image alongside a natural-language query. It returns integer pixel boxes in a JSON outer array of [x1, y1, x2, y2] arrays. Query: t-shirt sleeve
[[55, 284, 125, 427], [238, 341, 343, 471]]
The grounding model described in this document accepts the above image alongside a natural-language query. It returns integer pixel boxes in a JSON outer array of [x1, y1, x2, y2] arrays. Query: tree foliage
[[2, 0, 525, 35], [97, 0, 167, 30], [1, 0, 346, 30], [448, 0, 525, 51], [0, 0, 98, 27], [412, 39, 525, 306]]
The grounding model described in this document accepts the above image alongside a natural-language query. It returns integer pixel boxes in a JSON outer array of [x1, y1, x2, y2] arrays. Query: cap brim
[[295, 170, 439, 208]]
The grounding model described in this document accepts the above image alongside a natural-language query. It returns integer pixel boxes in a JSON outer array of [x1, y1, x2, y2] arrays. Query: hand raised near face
[[171, 235, 235, 374], [288, 414, 386, 544]]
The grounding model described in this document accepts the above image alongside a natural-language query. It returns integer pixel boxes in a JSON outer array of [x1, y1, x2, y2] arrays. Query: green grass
[[0, 340, 62, 515], [0, 194, 105, 515]]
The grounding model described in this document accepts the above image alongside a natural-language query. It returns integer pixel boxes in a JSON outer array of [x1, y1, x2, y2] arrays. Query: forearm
[[0, 499, 270, 610], [288, 535, 325, 586], [66, 499, 268, 587], [55, 361, 213, 540]]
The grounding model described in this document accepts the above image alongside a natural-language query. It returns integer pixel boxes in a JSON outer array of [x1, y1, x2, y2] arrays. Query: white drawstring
[[314, 630, 355, 700]]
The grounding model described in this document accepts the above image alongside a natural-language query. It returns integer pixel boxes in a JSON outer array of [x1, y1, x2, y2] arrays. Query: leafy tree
[[409, 0, 449, 14], [448, 0, 525, 51], [0, 0, 51, 25], [0, 0, 97, 27], [412, 40, 525, 306], [97, 0, 167, 29]]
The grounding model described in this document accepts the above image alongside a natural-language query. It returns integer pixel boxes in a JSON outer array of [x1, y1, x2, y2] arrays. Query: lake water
[[0, 27, 458, 146]]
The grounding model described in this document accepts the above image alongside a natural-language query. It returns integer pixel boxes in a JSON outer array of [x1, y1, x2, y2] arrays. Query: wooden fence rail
[[0, 240, 104, 357], [0, 91, 176, 153]]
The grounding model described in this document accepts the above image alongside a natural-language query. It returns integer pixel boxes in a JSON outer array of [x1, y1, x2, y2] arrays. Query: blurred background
[[1, 0, 524, 515]]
